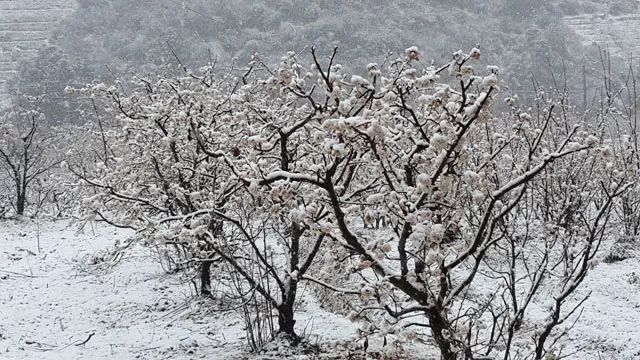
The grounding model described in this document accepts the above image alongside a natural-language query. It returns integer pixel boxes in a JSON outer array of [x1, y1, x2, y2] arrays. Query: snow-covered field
[[565, 258, 640, 359], [0, 220, 357, 359], [1, 219, 640, 359]]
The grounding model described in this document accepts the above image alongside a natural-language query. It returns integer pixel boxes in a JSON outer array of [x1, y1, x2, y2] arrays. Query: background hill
[[0, 0, 73, 106], [3, 0, 640, 122]]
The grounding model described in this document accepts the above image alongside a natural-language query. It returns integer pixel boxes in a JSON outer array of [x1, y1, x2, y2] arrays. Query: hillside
[[3, 1, 640, 115], [0, 0, 74, 105], [4, 0, 589, 122], [565, 13, 640, 58]]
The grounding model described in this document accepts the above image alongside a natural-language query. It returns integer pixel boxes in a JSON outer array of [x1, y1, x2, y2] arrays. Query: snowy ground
[[565, 258, 640, 359], [1, 219, 640, 359], [0, 220, 357, 359]]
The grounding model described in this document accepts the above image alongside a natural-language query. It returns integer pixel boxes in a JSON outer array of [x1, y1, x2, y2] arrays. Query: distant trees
[[608, 0, 639, 16], [74, 46, 631, 358], [7, 45, 89, 126]]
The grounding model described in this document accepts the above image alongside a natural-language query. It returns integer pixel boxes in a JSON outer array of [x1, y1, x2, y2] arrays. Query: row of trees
[[0, 44, 637, 358], [51, 46, 635, 359]]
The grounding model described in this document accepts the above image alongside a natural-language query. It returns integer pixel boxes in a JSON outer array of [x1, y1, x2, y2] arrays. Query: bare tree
[[0, 109, 62, 216]]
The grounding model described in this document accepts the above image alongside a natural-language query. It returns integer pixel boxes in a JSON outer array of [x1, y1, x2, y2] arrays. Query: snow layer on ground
[[0, 220, 357, 359], [565, 258, 640, 359], [1, 219, 640, 359]]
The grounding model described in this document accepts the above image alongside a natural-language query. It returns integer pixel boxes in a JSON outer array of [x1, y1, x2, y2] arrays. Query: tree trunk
[[16, 190, 25, 216], [199, 219, 223, 297], [277, 299, 299, 343], [276, 221, 302, 343], [200, 260, 213, 297], [427, 307, 457, 360]]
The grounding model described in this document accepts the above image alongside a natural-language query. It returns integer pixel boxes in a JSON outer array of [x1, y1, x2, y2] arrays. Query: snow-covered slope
[[0, 0, 74, 105]]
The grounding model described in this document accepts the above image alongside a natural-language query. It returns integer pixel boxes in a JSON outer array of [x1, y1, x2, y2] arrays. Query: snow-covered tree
[[208, 47, 629, 359], [73, 64, 330, 342], [69, 69, 237, 295]]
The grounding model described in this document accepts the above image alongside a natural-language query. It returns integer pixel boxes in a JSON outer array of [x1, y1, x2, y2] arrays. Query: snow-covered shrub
[[69, 69, 239, 296], [604, 236, 639, 263]]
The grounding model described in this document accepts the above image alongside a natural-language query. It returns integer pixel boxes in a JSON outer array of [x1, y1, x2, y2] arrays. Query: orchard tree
[[595, 51, 640, 240], [202, 47, 629, 358], [69, 70, 238, 296], [73, 63, 329, 342]]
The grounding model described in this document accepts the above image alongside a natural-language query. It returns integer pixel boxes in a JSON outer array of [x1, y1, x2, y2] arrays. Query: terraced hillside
[[565, 13, 640, 58], [0, 0, 74, 105]]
